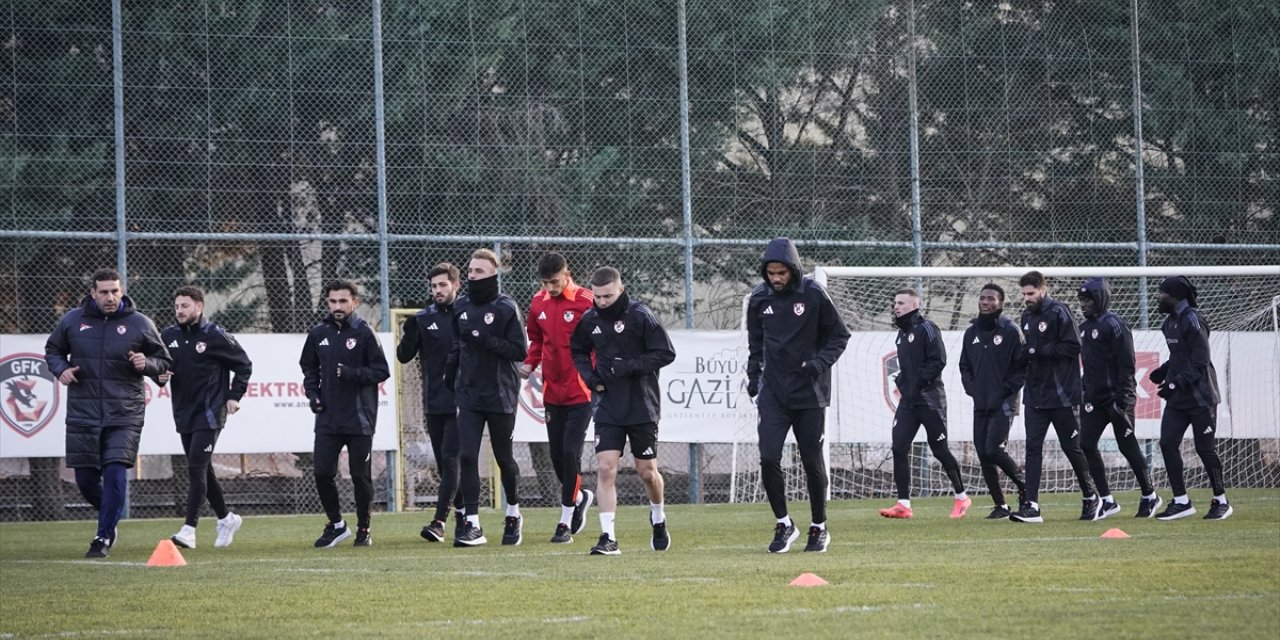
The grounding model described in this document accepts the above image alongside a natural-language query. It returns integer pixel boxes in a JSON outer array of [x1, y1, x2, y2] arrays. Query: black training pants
[[1023, 406, 1095, 503], [757, 393, 828, 525], [314, 432, 374, 529], [457, 409, 518, 516]]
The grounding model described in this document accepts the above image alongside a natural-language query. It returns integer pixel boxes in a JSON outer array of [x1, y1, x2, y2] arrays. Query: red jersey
[[524, 281, 594, 406]]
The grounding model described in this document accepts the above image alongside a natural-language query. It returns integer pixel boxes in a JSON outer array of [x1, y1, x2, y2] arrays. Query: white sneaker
[[215, 512, 243, 548], [171, 524, 197, 549]]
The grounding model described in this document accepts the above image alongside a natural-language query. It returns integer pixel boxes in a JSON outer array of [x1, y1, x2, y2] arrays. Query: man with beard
[[1077, 278, 1159, 519], [1150, 276, 1232, 521], [959, 283, 1028, 520], [746, 238, 850, 553], [448, 249, 528, 546], [159, 285, 253, 549], [397, 263, 466, 542], [1012, 271, 1099, 523], [301, 279, 391, 548], [45, 268, 171, 558], [879, 288, 970, 520]]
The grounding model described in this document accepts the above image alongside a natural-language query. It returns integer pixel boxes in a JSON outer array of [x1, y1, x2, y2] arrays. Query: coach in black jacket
[[1012, 271, 1097, 523], [1150, 276, 1231, 521], [1077, 278, 1157, 520], [300, 279, 391, 548], [396, 262, 465, 540], [447, 249, 528, 547], [958, 283, 1028, 518], [44, 268, 171, 557], [746, 238, 850, 553], [571, 266, 676, 554], [880, 288, 968, 520], [158, 285, 253, 549]]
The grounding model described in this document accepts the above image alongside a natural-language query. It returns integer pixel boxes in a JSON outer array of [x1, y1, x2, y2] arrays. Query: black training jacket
[[300, 313, 390, 435], [570, 298, 676, 426], [160, 318, 253, 432], [396, 301, 456, 415], [892, 309, 946, 411], [746, 238, 851, 410], [1078, 278, 1136, 411], [1154, 300, 1220, 410], [447, 293, 527, 414], [1020, 295, 1082, 409], [959, 313, 1025, 414]]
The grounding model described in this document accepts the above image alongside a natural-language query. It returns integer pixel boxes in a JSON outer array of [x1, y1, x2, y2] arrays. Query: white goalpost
[[731, 264, 1280, 505]]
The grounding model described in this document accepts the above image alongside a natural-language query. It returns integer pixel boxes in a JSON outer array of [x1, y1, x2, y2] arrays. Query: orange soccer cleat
[[950, 496, 972, 519], [879, 503, 913, 519]]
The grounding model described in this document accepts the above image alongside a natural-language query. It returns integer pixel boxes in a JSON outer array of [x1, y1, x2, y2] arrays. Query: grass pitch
[[2, 489, 1277, 639]]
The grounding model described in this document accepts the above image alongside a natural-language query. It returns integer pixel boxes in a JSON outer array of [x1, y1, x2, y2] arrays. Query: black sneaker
[[454, 521, 487, 547], [85, 537, 110, 558], [353, 528, 371, 547], [314, 522, 351, 548], [1080, 496, 1101, 521], [1010, 503, 1043, 523], [571, 489, 594, 535], [1155, 501, 1196, 521], [1203, 499, 1233, 521], [651, 517, 670, 551], [501, 516, 523, 546], [551, 523, 573, 544], [1136, 496, 1162, 518], [986, 505, 1011, 520], [803, 526, 830, 553], [1098, 500, 1122, 520], [454, 510, 466, 540], [420, 520, 445, 542], [589, 533, 621, 556], [767, 520, 800, 553]]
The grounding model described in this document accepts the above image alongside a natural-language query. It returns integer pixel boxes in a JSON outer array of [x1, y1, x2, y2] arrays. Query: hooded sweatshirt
[[1020, 294, 1082, 409], [746, 238, 851, 409], [892, 309, 947, 411], [1077, 277, 1137, 412]]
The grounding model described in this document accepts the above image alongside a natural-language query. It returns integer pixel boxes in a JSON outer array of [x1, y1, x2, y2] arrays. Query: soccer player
[[44, 268, 172, 558], [158, 285, 253, 549], [396, 263, 466, 543], [301, 279, 391, 548], [1077, 278, 1160, 519], [519, 252, 596, 544], [570, 267, 676, 555], [1013, 270, 1099, 523], [959, 283, 1028, 519], [880, 288, 970, 520], [1151, 276, 1232, 521], [448, 249, 528, 546], [746, 238, 850, 553]]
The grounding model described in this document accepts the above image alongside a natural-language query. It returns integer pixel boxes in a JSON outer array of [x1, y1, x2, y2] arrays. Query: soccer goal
[[730, 265, 1280, 505]]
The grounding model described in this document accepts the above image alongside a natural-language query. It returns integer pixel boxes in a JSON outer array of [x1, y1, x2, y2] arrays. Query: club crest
[[1084, 403, 1094, 413], [908, 333, 915, 343], [1091, 328, 1099, 339], [484, 312, 495, 325], [116, 325, 127, 335], [993, 335, 1003, 346], [793, 303, 805, 316], [195, 341, 207, 354], [614, 320, 625, 333], [345, 338, 357, 350], [1037, 321, 1047, 333], [564, 311, 575, 322], [0, 353, 60, 438]]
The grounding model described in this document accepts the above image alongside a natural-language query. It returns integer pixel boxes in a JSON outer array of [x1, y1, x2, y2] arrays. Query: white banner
[[1, 334, 399, 457]]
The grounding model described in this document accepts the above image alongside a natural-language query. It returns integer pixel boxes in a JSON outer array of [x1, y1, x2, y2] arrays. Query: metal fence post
[[677, 0, 701, 504], [907, 0, 924, 293], [1130, 0, 1150, 328], [111, 0, 130, 519]]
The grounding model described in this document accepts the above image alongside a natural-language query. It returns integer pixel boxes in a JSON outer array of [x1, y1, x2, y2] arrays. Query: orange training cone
[[1100, 528, 1130, 539], [147, 539, 188, 567], [789, 572, 828, 587]]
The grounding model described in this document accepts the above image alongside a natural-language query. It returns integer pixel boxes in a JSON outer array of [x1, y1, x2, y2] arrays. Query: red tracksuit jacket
[[524, 281, 594, 406]]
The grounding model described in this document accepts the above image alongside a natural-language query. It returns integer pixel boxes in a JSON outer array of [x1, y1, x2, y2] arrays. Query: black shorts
[[594, 422, 658, 459]]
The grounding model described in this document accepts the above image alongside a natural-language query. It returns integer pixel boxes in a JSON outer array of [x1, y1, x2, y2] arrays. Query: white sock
[[1214, 494, 1227, 504], [179, 524, 195, 534], [1029, 501, 1039, 510], [560, 505, 575, 526], [333, 519, 345, 530], [1143, 492, 1158, 500], [600, 512, 616, 539], [777, 516, 791, 526], [811, 521, 825, 530], [898, 499, 911, 508], [650, 502, 665, 524], [218, 513, 235, 523], [1174, 494, 1190, 505], [506, 504, 521, 518], [955, 492, 968, 501], [1101, 494, 1114, 504], [466, 514, 480, 526]]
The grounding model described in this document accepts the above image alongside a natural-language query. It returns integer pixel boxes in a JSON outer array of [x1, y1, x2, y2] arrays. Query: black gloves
[[309, 396, 324, 414], [1149, 364, 1167, 385], [746, 377, 759, 398], [802, 359, 826, 378]]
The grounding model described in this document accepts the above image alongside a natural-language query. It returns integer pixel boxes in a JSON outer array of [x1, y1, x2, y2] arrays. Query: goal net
[[731, 266, 1280, 506]]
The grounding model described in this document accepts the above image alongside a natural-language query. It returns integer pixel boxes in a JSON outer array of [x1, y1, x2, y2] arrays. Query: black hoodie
[[1077, 277, 1137, 411], [892, 309, 947, 411], [1020, 294, 1082, 409], [959, 311, 1025, 414], [396, 300, 457, 415], [746, 238, 851, 409], [447, 280, 528, 414], [300, 313, 390, 435], [159, 317, 253, 432], [1152, 299, 1220, 410]]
